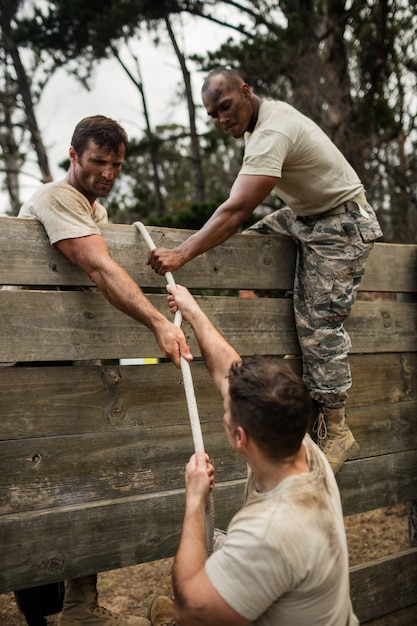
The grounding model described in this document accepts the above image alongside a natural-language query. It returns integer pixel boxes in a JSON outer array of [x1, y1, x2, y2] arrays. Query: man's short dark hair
[[228, 357, 311, 459], [202, 68, 244, 95], [71, 115, 128, 157]]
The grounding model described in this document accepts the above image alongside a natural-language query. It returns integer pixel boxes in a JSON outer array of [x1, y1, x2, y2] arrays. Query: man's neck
[[251, 443, 309, 493], [65, 172, 96, 207], [247, 95, 262, 133]]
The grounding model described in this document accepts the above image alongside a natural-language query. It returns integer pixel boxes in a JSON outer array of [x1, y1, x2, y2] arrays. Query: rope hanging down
[[134, 222, 214, 554]]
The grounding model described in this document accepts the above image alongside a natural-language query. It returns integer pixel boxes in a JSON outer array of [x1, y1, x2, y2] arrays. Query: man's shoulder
[[27, 179, 70, 198], [33, 180, 81, 202], [259, 99, 296, 116], [19, 181, 73, 216]]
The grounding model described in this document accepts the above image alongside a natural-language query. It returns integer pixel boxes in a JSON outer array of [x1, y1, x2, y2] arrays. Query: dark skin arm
[[57, 234, 192, 368], [148, 174, 277, 275]]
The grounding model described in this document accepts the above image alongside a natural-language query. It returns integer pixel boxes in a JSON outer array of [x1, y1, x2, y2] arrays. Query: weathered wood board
[[1, 217, 417, 624]]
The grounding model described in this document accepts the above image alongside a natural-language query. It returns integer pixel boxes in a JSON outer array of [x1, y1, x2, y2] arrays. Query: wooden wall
[[1, 217, 417, 623]]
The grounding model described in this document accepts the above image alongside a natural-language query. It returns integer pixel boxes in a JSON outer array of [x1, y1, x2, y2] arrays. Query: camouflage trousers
[[245, 195, 382, 408]]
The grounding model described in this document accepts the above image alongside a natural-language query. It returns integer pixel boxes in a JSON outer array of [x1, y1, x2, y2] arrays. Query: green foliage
[[192, 1, 417, 242], [105, 122, 257, 225], [3, 0, 417, 242], [149, 201, 218, 229]]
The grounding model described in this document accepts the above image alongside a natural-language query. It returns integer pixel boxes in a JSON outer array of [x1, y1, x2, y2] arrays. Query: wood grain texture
[[1, 217, 417, 624], [350, 549, 417, 622]]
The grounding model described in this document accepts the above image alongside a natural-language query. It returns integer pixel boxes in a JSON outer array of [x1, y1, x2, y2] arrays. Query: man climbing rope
[[147, 68, 383, 473], [145, 283, 359, 626]]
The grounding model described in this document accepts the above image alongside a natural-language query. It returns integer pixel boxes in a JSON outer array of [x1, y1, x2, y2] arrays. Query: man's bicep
[[56, 234, 108, 274], [178, 568, 249, 626], [229, 174, 278, 215]]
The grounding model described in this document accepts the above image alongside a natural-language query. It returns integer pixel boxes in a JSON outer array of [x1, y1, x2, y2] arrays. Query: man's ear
[[241, 83, 252, 99], [69, 145, 78, 164], [235, 426, 247, 449]]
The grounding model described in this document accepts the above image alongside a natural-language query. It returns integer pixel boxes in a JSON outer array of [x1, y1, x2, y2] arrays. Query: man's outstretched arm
[[167, 284, 240, 397], [172, 451, 248, 626], [57, 234, 192, 368], [149, 174, 277, 275]]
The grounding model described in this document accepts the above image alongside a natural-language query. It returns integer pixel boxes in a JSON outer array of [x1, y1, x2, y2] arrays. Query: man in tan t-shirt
[[147, 68, 383, 474], [16, 115, 192, 626], [145, 283, 359, 626]]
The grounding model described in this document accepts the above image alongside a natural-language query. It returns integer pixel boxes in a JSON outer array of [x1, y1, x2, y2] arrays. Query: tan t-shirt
[[205, 435, 359, 626], [0, 181, 108, 368], [19, 180, 108, 244], [239, 100, 364, 216]]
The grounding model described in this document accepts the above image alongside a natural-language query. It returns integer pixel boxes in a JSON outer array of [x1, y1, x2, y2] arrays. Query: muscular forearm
[[172, 452, 246, 626], [149, 175, 277, 275], [57, 235, 166, 330], [172, 501, 208, 621], [173, 498, 247, 626], [90, 257, 166, 331], [56, 236, 193, 368], [175, 174, 277, 264], [179, 294, 240, 392], [175, 202, 243, 264]]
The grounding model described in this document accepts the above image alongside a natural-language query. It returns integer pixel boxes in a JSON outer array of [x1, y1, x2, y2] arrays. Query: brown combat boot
[[315, 407, 360, 474], [147, 595, 175, 626], [58, 575, 150, 626]]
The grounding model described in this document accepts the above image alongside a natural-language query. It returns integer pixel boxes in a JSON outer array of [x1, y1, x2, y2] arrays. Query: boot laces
[[312, 411, 327, 443], [88, 578, 122, 621], [92, 605, 122, 620]]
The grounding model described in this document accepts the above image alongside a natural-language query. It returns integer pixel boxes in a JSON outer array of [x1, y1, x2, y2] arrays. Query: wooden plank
[[1, 356, 417, 455], [1, 217, 417, 292], [350, 549, 417, 622], [0, 425, 246, 514], [0, 218, 297, 291], [360, 243, 417, 293], [0, 480, 245, 593], [362, 604, 417, 625], [349, 353, 417, 408], [338, 451, 417, 515], [1, 290, 417, 362], [0, 291, 298, 361], [346, 300, 417, 353], [0, 363, 223, 439], [347, 400, 417, 458]]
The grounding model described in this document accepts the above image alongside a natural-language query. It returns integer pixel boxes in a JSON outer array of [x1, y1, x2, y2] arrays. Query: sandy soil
[[0, 503, 409, 625]]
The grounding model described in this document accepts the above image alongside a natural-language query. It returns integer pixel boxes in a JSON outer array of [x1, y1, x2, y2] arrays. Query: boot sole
[[332, 440, 360, 474]]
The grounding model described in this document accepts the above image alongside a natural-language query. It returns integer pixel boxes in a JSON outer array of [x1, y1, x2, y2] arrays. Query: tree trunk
[[114, 48, 166, 218], [165, 16, 206, 204], [0, 86, 22, 215], [0, 5, 52, 184]]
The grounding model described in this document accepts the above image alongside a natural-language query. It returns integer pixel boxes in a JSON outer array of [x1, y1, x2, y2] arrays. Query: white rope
[[134, 222, 214, 553]]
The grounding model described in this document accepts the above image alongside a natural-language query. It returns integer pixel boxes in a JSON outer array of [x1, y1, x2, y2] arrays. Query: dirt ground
[[0, 503, 409, 625]]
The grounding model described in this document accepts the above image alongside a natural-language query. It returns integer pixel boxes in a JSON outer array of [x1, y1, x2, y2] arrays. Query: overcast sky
[[5, 13, 242, 211]]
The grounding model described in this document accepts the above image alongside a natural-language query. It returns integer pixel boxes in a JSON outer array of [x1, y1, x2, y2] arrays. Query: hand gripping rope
[[134, 222, 214, 554]]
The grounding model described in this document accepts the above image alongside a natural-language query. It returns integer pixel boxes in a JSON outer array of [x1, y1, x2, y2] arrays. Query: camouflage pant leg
[[291, 211, 376, 407], [246, 205, 380, 408], [243, 207, 296, 296], [244, 206, 295, 239]]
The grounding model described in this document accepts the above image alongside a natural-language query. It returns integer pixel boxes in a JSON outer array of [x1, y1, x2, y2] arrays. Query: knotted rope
[[134, 222, 214, 554]]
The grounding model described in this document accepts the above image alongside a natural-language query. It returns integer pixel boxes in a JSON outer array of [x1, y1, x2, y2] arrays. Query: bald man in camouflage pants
[[147, 68, 383, 473]]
